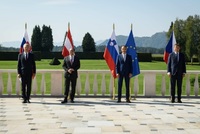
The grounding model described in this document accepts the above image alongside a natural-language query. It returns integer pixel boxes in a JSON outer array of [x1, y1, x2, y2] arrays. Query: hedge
[[0, 52, 152, 62]]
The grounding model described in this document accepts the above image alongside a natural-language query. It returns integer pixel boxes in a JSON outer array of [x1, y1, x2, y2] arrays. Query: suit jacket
[[17, 52, 36, 76], [167, 52, 186, 76], [63, 55, 80, 78], [116, 54, 133, 76]]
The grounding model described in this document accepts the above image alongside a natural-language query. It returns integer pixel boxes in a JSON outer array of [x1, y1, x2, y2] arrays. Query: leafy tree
[[41, 25, 53, 52], [31, 25, 42, 51], [185, 15, 200, 64], [174, 19, 187, 54], [82, 32, 96, 52]]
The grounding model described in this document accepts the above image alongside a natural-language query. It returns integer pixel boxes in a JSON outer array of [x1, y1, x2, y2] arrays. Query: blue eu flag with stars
[[125, 29, 140, 77]]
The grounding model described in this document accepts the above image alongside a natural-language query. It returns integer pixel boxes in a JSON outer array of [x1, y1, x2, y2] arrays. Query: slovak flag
[[62, 27, 74, 57], [103, 30, 119, 78], [19, 29, 30, 54], [125, 29, 140, 77], [163, 31, 176, 64]]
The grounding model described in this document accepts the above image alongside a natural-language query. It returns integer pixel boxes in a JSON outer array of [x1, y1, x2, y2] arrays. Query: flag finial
[[131, 23, 133, 30], [113, 23, 115, 31], [25, 23, 27, 30], [172, 22, 174, 30], [68, 22, 70, 30]]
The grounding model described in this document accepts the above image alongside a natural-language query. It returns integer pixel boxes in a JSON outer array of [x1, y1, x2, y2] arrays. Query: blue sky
[[1, 0, 200, 46]]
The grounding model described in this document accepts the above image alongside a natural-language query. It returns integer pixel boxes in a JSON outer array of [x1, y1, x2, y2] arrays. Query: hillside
[[99, 32, 167, 48]]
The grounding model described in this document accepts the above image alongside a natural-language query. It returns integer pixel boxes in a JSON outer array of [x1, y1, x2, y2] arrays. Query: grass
[[1, 59, 199, 70], [0, 60, 200, 96]]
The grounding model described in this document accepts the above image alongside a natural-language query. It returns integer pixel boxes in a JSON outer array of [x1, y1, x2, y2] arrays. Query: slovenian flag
[[163, 31, 176, 64], [19, 28, 30, 54], [103, 30, 119, 78], [62, 26, 74, 57], [125, 29, 140, 77]]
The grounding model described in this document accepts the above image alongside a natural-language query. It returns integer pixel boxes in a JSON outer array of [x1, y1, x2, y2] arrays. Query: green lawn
[[0, 60, 199, 96], [1, 59, 199, 70]]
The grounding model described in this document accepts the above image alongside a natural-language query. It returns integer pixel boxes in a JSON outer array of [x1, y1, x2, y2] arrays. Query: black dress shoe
[[71, 100, 74, 103], [61, 100, 68, 104], [27, 100, 31, 103], [171, 100, 175, 103], [126, 100, 131, 103], [117, 100, 121, 103], [178, 100, 182, 103], [22, 100, 27, 103]]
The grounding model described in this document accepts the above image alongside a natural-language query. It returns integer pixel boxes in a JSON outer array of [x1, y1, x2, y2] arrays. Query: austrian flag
[[62, 28, 74, 57]]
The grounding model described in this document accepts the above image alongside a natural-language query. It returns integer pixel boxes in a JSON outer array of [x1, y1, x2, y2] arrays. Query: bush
[[49, 57, 61, 65]]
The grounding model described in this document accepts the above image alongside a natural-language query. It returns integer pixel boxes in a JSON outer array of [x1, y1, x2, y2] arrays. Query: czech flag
[[62, 27, 74, 57], [103, 30, 119, 78], [19, 28, 30, 54], [163, 31, 176, 64], [125, 29, 140, 77]]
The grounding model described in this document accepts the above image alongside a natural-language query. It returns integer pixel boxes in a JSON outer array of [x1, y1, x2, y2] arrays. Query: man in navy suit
[[17, 43, 36, 103], [167, 43, 186, 103], [61, 48, 80, 103], [116, 45, 133, 103]]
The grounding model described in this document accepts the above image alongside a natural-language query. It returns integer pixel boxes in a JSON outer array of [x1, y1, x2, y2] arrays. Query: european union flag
[[125, 29, 140, 77]]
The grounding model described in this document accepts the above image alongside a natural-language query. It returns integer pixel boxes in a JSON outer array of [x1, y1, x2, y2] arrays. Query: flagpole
[[25, 23, 27, 30], [112, 23, 115, 100], [129, 23, 132, 101]]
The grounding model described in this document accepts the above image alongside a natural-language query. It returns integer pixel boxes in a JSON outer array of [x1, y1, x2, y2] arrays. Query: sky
[[1, 0, 200, 47]]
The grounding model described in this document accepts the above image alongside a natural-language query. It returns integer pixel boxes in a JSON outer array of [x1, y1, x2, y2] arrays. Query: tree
[[174, 19, 187, 54], [82, 32, 96, 52], [185, 15, 200, 64], [31, 25, 42, 51], [41, 25, 54, 52]]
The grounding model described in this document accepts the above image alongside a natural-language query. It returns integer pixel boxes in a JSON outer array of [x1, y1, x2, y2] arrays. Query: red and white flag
[[62, 26, 74, 57], [19, 25, 31, 53], [163, 31, 176, 64]]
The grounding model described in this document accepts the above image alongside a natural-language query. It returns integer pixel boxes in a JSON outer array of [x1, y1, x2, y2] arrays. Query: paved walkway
[[0, 97, 200, 134]]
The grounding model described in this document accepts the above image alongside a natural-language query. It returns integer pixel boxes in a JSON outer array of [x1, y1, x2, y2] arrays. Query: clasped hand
[[68, 68, 74, 74]]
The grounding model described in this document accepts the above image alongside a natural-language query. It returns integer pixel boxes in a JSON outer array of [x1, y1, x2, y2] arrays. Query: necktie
[[71, 56, 73, 64], [26, 53, 28, 60], [175, 53, 178, 62], [177, 53, 179, 62], [123, 54, 126, 61]]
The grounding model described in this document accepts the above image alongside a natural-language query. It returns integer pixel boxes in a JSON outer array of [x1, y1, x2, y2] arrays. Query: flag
[[163, 31, 176, 64], [62, 27, 74, 57], [19, 28, 30, 54], [103, 30, 119, 78], [125, 29, 140, 77]]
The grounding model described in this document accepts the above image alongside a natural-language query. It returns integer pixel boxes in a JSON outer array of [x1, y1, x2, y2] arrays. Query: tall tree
[[174, 19, 187, 55], [185, 15, 199, 64], [31, 25, 42, 51], [41, 25, 53, 52], [82, 32, 96, 52]]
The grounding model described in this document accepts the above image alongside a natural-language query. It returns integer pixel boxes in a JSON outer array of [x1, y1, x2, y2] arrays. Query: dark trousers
[[21, 73, 32, 100], [118, 75, 130, 101], [64, 77, 77, 101], [170, 73, 183, 101]]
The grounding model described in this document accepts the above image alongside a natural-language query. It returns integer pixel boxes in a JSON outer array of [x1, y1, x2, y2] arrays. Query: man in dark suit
[[167, 43, 186, 103], [17, 43, 36, 103], [61, 48, 80, 103], [116, 45, 133, 103]]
